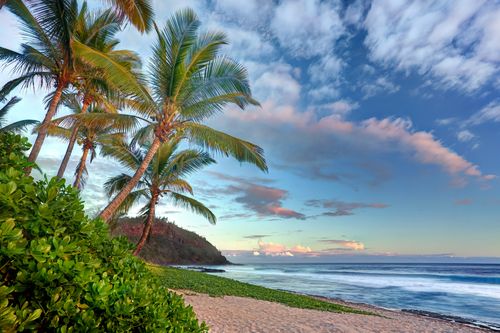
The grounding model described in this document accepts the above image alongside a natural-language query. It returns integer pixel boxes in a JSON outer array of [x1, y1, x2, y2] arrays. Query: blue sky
[[1, 0, 499, 262]]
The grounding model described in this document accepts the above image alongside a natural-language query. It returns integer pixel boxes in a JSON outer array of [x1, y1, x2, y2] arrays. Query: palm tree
[[0, 96, 38, 132], [94, 9, 267, 222], [0, 0, 80, 172], [103, 138, 216, 255], [56, 5, 141, 179], [1, 0, 147, 174], [48, 107, 141, 188]]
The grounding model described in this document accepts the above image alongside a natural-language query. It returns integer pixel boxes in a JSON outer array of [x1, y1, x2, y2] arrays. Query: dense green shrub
[[0, 132, 207, 332]]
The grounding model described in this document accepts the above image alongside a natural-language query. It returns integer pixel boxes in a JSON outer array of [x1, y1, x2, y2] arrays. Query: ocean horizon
[[197, 262, 500, 329]]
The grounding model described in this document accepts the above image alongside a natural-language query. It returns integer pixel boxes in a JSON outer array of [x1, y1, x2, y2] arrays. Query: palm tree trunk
[[26, 84, 65, 174], [99, 136, 161, 222], [74, 146, 89, 189], [56, 101, 90, 179], [133, 196, 157, 256]]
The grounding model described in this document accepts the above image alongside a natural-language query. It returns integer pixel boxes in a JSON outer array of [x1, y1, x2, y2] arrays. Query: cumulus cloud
[[363, 0, 500, 92], [254, 240, 312, 256], [210, 172, 306, 220], [270, 0, 345, 58], [319, 239, 365, 251], [306, 199, 388, 217]]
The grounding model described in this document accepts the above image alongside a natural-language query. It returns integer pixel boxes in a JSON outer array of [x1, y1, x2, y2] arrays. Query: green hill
[[112, 217, 230, 265]]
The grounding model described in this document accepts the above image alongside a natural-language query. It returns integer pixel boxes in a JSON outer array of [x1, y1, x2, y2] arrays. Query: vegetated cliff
[[112, 217, 230, 265]]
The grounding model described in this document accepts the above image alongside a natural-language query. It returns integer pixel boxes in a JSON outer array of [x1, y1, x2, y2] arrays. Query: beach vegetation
[[0, 131, 207, 332], [150, 265, 371, 315]]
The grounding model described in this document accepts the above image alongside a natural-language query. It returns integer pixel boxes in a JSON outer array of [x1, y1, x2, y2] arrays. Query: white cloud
[[364, 0, 499, 92], [457, 130, 475, 142], [466, 101, 500, 125], [271, 0, 345, 58], [361, 76, 400, 99]]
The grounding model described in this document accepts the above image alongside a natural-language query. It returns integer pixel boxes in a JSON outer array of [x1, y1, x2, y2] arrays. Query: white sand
[[181, 292, 487, 333]]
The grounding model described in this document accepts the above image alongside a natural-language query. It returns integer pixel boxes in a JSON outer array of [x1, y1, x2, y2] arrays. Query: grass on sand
[[149, 265, 371, 315]]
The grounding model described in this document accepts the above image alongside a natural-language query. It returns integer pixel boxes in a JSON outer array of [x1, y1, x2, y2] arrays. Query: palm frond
[[108, 0, 153, 33], [0, 96, 21, 118], [185, 123, 267, 172], [1, 119, 39, 133], [100, 138, 142, 171], [72, 38, 153, 105], [149, 8, 200, 101], [163, 178, 193, 195], [169, 192, 216, 224]]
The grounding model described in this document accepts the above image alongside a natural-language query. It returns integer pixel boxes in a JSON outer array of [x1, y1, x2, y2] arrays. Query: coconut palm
[[56, 5, 141, 179], [93, 9, 267, 222], [48, 107, 141, 188], [0, 96, 38, 132], [0, 0, 147, 173], [103, 138, 216, 255]]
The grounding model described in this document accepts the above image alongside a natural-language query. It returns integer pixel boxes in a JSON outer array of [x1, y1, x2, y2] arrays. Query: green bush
[[0, 132, 207, 332]]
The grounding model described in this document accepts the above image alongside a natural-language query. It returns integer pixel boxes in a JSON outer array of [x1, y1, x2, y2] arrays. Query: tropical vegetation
[[0, 1, 269, 330], [0, 131, 207, 331], [103, 138, 216, 255]]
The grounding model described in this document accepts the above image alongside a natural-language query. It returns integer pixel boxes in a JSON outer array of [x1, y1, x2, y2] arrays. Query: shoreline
[[306, 294, 500, 332], [181, 291, 495, 333], [181, 265, 500, 331]]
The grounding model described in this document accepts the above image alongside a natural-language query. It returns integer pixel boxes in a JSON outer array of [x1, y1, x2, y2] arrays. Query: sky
[[1, 0, 500, 263]]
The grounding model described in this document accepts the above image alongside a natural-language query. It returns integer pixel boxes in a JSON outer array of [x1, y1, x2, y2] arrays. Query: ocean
[[205, 263, 500, 329]]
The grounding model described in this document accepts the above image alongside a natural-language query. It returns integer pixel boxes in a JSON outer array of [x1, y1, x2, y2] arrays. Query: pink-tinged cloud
[[223, 102, 495, 184], [254, 241, 312, 256], [455, 198, 473, 206], [361, 117, 494, 180], [319, 239, 365, 251], [211, 172, 306, 220]]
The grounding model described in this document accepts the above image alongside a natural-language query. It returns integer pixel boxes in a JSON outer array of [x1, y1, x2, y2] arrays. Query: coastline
[[181, 290, 497, 332], [308, 294, 500, 332]]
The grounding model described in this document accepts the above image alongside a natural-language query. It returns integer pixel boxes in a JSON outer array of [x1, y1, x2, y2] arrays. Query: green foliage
[[0, 132, 34, 171], [0, 132, 207, 332], [150, 265, 371, 315]]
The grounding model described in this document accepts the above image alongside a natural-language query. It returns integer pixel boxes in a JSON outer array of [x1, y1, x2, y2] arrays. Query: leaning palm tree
[[103, 138, 216, 255], [1, 0, 147, 173], [94, 9, 267, 222], [0, 96, 38, 132], [56, 5, 141, 179], [48, 108, 141, 188]]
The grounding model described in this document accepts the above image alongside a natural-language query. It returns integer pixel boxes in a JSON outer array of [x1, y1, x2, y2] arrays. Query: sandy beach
[[181, 292, 489, 333]]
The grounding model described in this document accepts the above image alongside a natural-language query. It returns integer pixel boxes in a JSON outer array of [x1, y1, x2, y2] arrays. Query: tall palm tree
[[0, 96, 38, 132], [94, 9, 267, 222], [0, 0, 80, 172], [48, 108, 141, 188], [56, 5, 141, 179], [0, 0, 147, 173], [103, 138, 216, 255]]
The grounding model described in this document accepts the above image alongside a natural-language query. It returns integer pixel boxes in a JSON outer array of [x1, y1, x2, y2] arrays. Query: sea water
[[205, 263, 500, 328]]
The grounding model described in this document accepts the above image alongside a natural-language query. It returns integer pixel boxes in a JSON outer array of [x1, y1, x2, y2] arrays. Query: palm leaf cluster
[[0, 2, 268, 255]]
